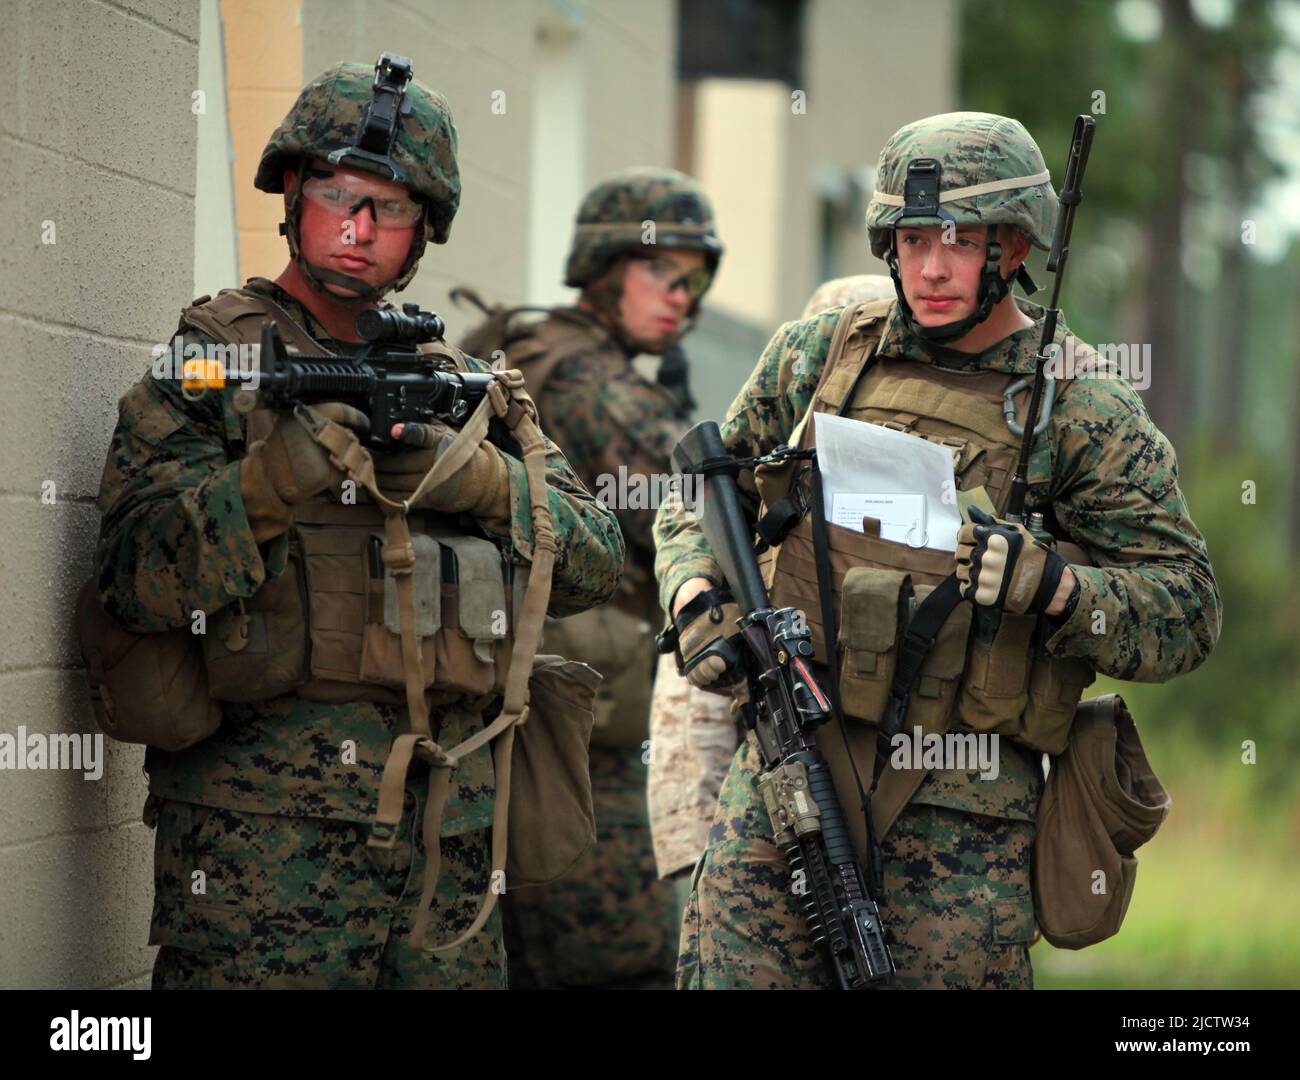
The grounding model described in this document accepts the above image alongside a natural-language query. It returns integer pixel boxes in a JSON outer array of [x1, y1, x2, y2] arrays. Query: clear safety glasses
[[300, 175, 424, 229]]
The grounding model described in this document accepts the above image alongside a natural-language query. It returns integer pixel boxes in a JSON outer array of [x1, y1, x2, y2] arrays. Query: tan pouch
[[543, 604, 655, 748], [358, 529, 439, 690], [293, 513, 519, 702], [759, 515, 952, 661], [958, 619, 1095, 756], [837, 567, 912, 724], [431, 533, 513, 698], [1032, 694, 1170, 949], [203, 536, 309, 702], [506, 655, 601, 887], [956, 610, 1036, 738], [1020, 539, 1096, 754], [902, 581, 974, 734], [1022, 646, 1095, 756], [74, 579, 221, 751]]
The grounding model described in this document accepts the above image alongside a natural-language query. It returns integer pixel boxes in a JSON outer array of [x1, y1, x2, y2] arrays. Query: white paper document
[[813, 412, 962, 551]]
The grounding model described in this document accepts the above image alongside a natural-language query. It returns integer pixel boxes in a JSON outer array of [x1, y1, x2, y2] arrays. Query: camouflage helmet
[[799, 274, 896, 320], [255, 54, 459, 299], [865, 112, 1057, 344], [564, 167, 724, 289], [865, 112, 1057, 260]]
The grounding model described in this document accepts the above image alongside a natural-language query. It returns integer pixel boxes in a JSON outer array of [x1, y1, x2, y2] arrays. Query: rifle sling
[[809, 460, 884, 897], [872, 575, 964, 787]]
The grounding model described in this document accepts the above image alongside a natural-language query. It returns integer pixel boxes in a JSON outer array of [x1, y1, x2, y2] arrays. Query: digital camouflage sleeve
[[654, 301, 1222, 685]]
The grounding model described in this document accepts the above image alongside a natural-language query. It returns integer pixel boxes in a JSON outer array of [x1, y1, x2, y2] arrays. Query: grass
[[1032, 734, 1300, 989]]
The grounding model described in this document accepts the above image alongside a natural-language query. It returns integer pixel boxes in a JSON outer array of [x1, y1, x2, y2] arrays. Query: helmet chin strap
[[886, 226, 1014, 345]]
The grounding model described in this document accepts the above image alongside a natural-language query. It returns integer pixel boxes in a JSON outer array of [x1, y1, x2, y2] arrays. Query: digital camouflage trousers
[[677, 737, 1038, 990], [147, 783, 505, 990]]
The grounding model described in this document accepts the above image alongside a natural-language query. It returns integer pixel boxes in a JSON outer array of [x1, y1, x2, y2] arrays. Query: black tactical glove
[[955, 506, 1068, 615]]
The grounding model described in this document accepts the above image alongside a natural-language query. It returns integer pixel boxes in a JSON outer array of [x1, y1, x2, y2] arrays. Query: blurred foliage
[[959, 0, 1300, 988], [957, 0, 1300, 777], [1100, 451, 1300, 800]]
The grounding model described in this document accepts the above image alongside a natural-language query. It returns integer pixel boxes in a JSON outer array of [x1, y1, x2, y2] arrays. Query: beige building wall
[[298, 0, 675, 332], [223, 0, 304, 283], [0, 0, 200, 989], [694, 0, 958, 333]]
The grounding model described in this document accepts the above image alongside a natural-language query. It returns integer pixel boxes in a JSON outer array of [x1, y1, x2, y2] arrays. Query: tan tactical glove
[[374, 420, 511, 531], [663, 586, 743, 694], [955, 507, 1068, 614], [239, 403, 370, 543]]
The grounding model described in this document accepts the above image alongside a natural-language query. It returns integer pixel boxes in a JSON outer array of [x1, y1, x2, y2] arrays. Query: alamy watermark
[[50, 1012, 150, 1060], [1042, 337, 1151, 390], [593, 466, 702, 519], [889, 725, 1000, 780], [0, 727, 103, 780]]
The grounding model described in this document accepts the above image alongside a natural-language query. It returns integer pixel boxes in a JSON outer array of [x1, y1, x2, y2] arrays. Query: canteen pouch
[[957, 610, 1036, 739], [957, 542, 1096, 755], [543, 604, 656, 748], [202, 536, 309, 702], [1032, 694, 1170, 949], [74, 579, 221, 751], [1022, 644, 1095, 756], [837, 567, 911, 724], [506, 655, 601, 887]]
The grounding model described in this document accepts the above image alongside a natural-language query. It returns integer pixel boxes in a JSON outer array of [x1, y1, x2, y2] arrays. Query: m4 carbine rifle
[[181, 303, 498, 450], [671, 422, 895, 990]]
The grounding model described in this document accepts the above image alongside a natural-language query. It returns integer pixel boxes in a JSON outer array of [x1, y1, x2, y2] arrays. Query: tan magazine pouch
[[1033, 694, 1170, 948]]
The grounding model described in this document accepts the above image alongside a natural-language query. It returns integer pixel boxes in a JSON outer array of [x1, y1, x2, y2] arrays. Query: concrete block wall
[[0, 0, 199, 988]]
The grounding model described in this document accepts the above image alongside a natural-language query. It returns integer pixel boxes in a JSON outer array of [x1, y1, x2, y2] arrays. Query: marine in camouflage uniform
[[94, 57, 623, 989], [655, 113, 1220, 989], [496, 169, 723, 988]]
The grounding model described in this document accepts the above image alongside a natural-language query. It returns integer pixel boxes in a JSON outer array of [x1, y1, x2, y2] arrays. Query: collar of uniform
[[551, 305, 638, 359], [243, 276, 344, 351], [875, 296, 1071, 375]]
